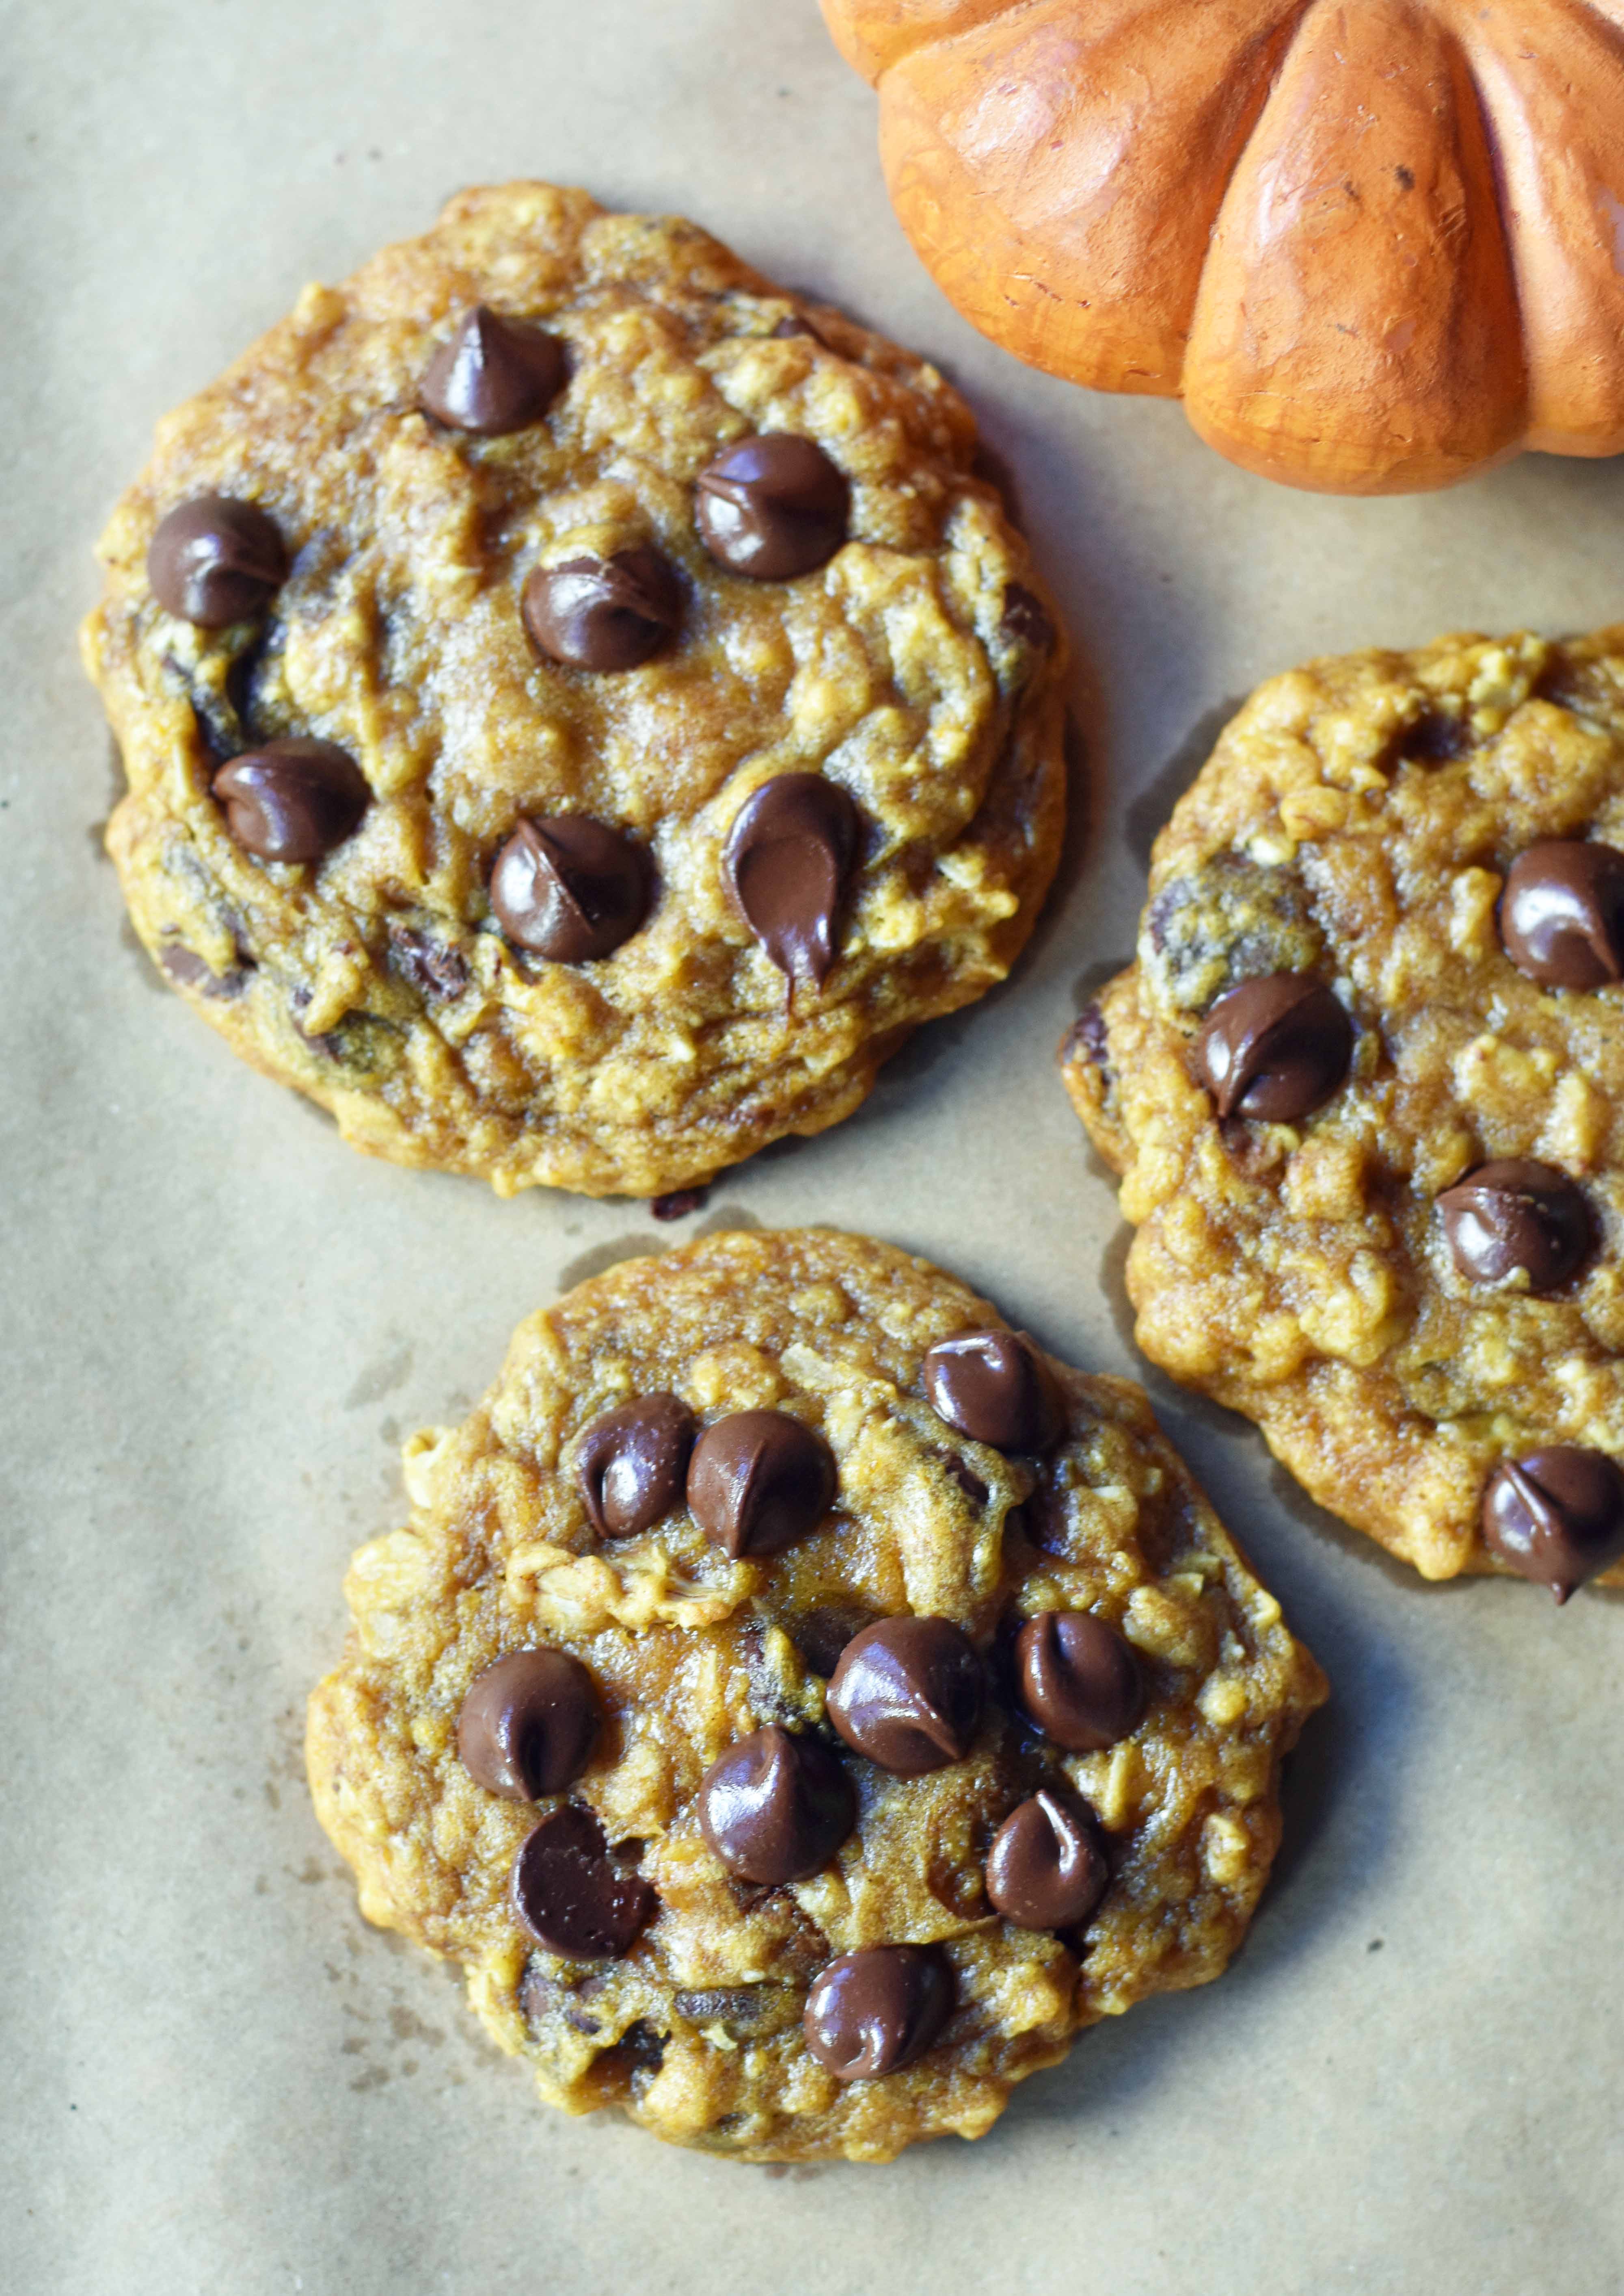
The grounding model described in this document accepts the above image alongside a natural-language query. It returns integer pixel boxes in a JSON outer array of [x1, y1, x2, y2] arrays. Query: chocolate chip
[[1437, 1160, 1592, 1292], [723, 773, 861, 990], [998, 582, 1054, 654], [787, 1603, 879, 1679], [985, 1789, 1109, 1931], [1499, 840, 1624, 990], [388, 926, 470, 1000], [456, 1649, 600, 1800], [922, 1328, 1063, 1454], [1014, 1611, 1145, 1752], [686, 1410, 836, 1557], [160, 945, 249, 999], [802, 1946, 954, 2081], [695, 435, 849, 579], [212, 739, 370, 862], [510, 1805, 657, 1959], [1191, 973, 1353, 1121], [1480, 1447, 1624, 1601], [419, 304, 566, 434], [771, 313, 827, 346], [520, 548, 682, 672], [147, 494, 287, 626], [1061, 1004, 1111, 1076], [1399, 710, 1471, 765], [488, 816, 648, 961], [697, 1726, 856, 1884], [826, 1617, 983, 1775], [650, 1187, 709, 1222], [576, 1394, 695, 1539]]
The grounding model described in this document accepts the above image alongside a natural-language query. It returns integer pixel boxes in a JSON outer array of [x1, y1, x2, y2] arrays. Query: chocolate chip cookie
[[306, 1229, 1324, 2163], [82, 182, 1066, 1199], [1063, 628, 1624, 1596]]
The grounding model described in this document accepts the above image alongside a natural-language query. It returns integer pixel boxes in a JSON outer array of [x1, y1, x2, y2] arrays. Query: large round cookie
[[307, 1229, 1324, 2164], [83, 183, 1066, 1199], [1063, 628, 1624, 1596]]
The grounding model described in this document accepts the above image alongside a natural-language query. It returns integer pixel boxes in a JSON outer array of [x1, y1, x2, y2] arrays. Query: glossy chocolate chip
[[1191, 972, 1353, 1121], [1437, 1160, 1592, 1292], [697, 1726, 856, 1884], [456, 1650, 600, 1800], [510, 1805, 656, 1959], [576, 1394, 695, 1539], [922, 1328, 1063, 1454], [686, 1410, 836, 1557], [488, 815, 648, 961], [522, 547, 682, 672], [1499, 840, 1624, 990], [803, 1946, 954, 2081], [723, 772, 861, 990], [998, 582, 1054, 653], [419, 304, 566, 434], [212, 739, 369, 863], [695, 434, 849, 579], [985, 1790, 1109, 1931], [1014, 1611, 1145, 1753], [148, 494, 287, 626], [826, 1616, 983, 1775], [1479, 1447, 1624, 1601]]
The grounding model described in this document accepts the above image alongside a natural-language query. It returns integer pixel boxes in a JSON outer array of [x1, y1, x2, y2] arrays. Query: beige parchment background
[[4, 3, 1622, 2290]]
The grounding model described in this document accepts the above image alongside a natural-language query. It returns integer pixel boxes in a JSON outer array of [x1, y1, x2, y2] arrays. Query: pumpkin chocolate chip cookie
[[1063, 628, 1624, 1597], [81, 181, 1065, 1199], [306, 1229, 1324, 2163]]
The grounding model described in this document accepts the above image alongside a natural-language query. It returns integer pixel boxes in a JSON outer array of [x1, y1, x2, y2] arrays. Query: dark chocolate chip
[[388, 925, 470, 1001], [802, 1946, 954, 2081], [1437, 1159, 1592, 1292], [723, 772, 861, 989], [1499, 840, 1624, 990], [1479, 1447, 1624, 1601], [922, 1328, 1063, 1454], [148, 494, 287, 626], [488, 815, 648, 961], [787, 1603, 880, 1679], [456, 1649, 600, 1800], [985, 1789, 1109, 1931], [576, 1394, 695, 1540], [419, 304, 566, 435], [695, 434, 849, 579], [998, 582, 1054, 654], [697, 1726, 856, 1884], [1061, 1004, 1111, 1075], [1191, 973, 1353, 1121], [212, 739, 370, 863], [160, 945, 249, 999], [1014, 1611, 1145, 1752], [826, 1616, 983, 1776], [650, 1187, 709, 1222], [686, 1410, 837, 1557], [1399, 709, 1471, 765], [510, 1805, 656, 1959], [521, 548, 682, 672]]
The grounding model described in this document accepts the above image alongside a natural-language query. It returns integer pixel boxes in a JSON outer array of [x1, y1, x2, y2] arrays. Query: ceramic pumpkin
[[822, 0, 1624, 494]]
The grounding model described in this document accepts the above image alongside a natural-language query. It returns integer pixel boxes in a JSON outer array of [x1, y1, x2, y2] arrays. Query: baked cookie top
[[1063, 628, 1624, 1595], [306, 1228, 1324, 2164], [83, 183, 1065, 1199]]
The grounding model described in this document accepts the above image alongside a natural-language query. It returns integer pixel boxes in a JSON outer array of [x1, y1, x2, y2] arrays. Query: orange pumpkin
[[823, 0, 1624, 494]]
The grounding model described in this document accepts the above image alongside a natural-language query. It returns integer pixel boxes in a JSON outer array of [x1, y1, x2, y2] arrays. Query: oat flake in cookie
[[1061, 629, 1624, 1596], [306, 1230, 1324, 2163], [82, 182, 1067, 1199]]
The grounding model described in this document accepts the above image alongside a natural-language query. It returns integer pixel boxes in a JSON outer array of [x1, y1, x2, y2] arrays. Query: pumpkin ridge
[[821, 0, 1030, 82]]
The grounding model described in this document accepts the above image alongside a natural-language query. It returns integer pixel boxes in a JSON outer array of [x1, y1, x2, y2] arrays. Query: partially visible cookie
[[82, 181, 1066, 1199], [1063, 629, 1624, 1596], [307, 1229, 1324, 2164]]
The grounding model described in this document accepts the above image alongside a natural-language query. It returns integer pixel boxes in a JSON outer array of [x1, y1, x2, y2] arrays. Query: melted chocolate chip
[[160, 945, 250, 999], [686, 1410, 836, 1557], [1499, 840, 1624, 990], [212, 739, 369, 862], [521, 548, 682, 672], [456, 1649, 600, 1799], [1014, 1611, 1145, 1752], [1399, 709, 1471, 765], [1437, 1160, 1592, 1292], [802, 1946, 954, 2081], [1191, 973, 1353, 1121], [695, 434, 849, 579], [697, 1726, 856, 1884], [1061, 1004, 1111, 1076], [488, 816, 648, 961], [419, 304, 566, 434], [826, 1617, 983, 1775], [388, 926, 470, 1001], [985, 1789, 1109, 1931], [576, 1394, 695, 1539], [650, 1187, 709, 1222], [922, 1328, 1063, 1454], [1480, 1447, 1624, 1601], [148, 494, 287, 626], [787, 1603, 879, 1679], [998, 582, 1054, 654], [723, 773, 861, 990], [510, 1805, 656, 1959]]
